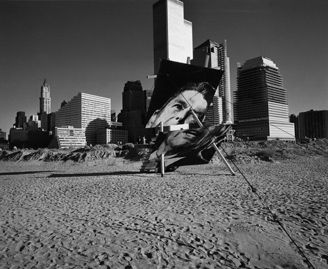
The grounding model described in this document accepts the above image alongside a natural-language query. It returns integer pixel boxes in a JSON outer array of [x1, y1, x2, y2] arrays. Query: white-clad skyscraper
[[234, 56, 295, 141], [153, 0, 193, 74]]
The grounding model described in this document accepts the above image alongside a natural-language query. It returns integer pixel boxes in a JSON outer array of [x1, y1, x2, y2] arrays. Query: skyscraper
[[118, 81, 152, 143], [122, 81, 146, 114], [55, 92, 111, 145], [192, 39, 232, 124], [234, 56, 295, 141], [40, 79, 51, 114], [38, 79, 52, 131], [153, 0, 193, 74]]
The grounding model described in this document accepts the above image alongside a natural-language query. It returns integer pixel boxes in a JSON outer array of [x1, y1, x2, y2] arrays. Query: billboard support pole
[[189, 109, 235, 176], [160, 121, 165, 177]]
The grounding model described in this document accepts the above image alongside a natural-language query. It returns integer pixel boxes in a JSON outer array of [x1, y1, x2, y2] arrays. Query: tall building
[[153, 0, 193, 74], [298, 110, 328, 139], [118, 81, 152, 143], [39, 79, 52, 131], [234, 56, 295, 141], [40, 79, 51, 114], [15, 111, 26, 128], [192, 39, 232, 124], [122, 81, 146, 114], [55, 92, 111, 145]]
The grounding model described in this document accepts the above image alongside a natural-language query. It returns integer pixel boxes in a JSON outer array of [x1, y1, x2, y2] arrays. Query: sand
[[0, 156, 327, 269]]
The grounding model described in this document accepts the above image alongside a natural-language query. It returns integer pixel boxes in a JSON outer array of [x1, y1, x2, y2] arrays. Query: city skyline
[[1, 0, 327, 135]]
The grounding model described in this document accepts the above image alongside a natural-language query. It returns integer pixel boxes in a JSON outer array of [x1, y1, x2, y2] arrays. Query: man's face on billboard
[[154, 128, 204, 157], [147, 90, 208, 128]]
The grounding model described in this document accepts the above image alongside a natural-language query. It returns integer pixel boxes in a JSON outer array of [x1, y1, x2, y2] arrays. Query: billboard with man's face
[[145, 59, 223, 128], [142, 60, 230, 172]]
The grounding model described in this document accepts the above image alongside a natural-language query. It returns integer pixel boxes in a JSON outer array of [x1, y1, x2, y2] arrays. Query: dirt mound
[[1, 139, 327, 163], [0, 145, 118, 162], [220, 138, 328, 163], [0, 150, 27, 161]]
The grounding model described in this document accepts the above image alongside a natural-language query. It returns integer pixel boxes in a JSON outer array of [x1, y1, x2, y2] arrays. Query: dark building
[[0, 129, 6, 141], [15, 111, 26, 128], [28, 130, 51, 149], [118, 81, 152, 143], [60, 100, 67, 108], [122, 81, 146, 113], [289, 114, 300, 139], [111, 110, 117, 122], [298, 110, 328, 139]]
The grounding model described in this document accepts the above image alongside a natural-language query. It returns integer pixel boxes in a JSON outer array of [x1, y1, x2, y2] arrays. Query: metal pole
[[189, 109, 235, 175], [160, 121, 165, 177], [212, 143, 235, 176]]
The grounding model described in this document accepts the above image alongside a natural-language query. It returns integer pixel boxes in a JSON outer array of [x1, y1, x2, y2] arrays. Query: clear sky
[[1, 0, 327, 136]]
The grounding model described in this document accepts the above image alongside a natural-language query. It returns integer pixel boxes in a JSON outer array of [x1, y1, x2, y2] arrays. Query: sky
[[1, 0, 327, 136]]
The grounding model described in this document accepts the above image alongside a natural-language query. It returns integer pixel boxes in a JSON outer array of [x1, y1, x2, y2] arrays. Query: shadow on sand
[[47, 170, 233, 178], [0, 171, 54, 176], [48, 171, 144, 178]]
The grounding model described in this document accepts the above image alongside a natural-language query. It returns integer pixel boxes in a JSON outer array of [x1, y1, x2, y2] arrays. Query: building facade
[[96, 128, 128, 145], [234, 56, 295, 141], [153, 0, 193, 74], [55, 92, 111, 145], [48, 126, 87, 149], [9, 128, 28, 149], [297, 110, 328, 139], [192, 39, 232, 124]]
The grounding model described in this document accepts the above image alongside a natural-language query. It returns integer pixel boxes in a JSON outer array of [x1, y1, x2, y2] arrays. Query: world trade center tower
[[153, 0, 193, 74]]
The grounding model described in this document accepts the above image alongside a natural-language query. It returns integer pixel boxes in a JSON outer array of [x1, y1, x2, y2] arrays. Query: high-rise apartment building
[[192, 39, 232, 124], [55, 92, 111, 145], [153, 0, 193, 74], [40, 79, 51, 114], [234, 56, 294, 141]]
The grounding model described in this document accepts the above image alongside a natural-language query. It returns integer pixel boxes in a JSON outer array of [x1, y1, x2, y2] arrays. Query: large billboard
[[143, 60, 229, 172], [145, 59, 223, 128]]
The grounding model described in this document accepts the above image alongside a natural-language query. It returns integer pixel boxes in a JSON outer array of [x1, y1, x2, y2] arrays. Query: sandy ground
[[0, 156, 327, 269]]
